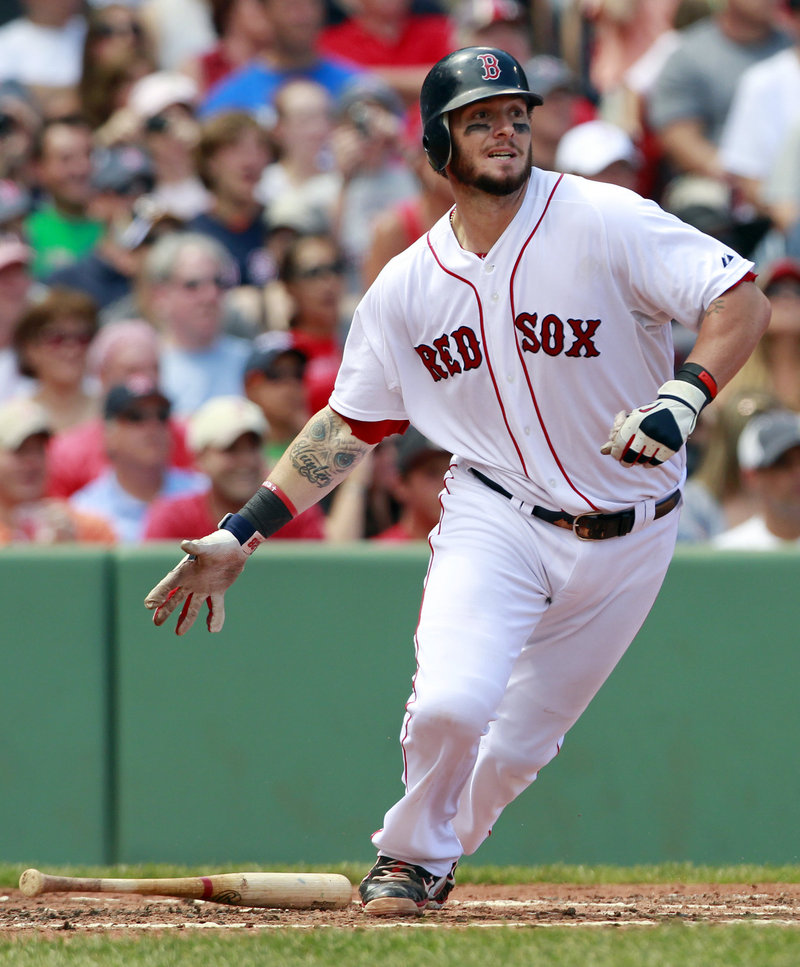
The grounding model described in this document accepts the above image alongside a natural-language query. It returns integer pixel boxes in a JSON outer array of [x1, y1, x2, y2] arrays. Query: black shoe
[[427, 861, 458, 910], [359, 856, 456, 916]]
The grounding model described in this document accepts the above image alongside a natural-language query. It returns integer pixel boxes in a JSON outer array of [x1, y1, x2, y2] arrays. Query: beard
[[448, 142, 533, 196]]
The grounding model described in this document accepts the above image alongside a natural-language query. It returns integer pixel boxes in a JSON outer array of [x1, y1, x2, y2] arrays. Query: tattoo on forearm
[[290, 411, 366, 488], [704, 297, 725, 318]]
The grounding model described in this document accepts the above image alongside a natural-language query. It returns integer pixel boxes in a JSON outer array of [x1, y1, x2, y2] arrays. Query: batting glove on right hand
[[144, 529, 250, 635], [603, 365, 717, 468]]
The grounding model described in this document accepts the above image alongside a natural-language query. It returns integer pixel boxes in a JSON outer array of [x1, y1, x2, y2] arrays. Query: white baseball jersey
[[331, 168, 752, 515]]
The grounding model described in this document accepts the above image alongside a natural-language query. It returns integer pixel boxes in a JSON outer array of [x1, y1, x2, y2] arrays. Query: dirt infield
[[3, 883, 800, 932]]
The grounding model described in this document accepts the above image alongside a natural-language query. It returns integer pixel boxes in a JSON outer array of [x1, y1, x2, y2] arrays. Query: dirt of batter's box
[[2, 883, 799, 931]]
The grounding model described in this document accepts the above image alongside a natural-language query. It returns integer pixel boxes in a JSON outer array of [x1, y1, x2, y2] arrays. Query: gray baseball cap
[[737, 409, 800, 470]]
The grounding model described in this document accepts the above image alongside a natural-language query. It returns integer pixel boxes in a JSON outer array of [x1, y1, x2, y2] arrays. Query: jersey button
[[485, 263, 495, 273], [491, 292, 499, 302]]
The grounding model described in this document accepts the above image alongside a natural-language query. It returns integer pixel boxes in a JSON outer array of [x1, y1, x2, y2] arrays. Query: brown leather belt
[[469, 468, 681, 541]]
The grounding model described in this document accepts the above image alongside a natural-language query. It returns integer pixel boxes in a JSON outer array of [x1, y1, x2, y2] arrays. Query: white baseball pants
[[371, 463, 680, 877]]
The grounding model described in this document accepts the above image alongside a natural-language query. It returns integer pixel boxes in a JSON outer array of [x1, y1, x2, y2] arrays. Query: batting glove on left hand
[[144, 529, 251, 635], [602, 365, 717, 468]]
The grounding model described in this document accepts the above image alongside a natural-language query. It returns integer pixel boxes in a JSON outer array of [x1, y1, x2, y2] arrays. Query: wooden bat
[[19, 868, 353, 909]]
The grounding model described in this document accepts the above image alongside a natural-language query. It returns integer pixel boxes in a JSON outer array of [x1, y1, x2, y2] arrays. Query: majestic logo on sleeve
[[477, 53, 501, 80]]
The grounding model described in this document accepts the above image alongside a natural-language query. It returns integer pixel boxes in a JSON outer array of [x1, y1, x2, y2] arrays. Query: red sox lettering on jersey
[[414, 314, 601, 381]]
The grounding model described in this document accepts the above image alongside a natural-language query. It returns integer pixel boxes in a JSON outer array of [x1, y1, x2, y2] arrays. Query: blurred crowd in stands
[[2, 0, 800, 549]]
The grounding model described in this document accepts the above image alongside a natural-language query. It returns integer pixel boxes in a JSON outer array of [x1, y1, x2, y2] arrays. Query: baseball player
[[145, 48, 770, 916]]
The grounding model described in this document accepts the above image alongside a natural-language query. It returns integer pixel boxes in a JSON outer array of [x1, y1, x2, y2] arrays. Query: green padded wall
[[0, 548, 113, 865]]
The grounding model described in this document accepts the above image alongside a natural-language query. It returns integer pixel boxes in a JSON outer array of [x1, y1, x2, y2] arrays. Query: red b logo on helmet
[[477, 53, 501, 80]]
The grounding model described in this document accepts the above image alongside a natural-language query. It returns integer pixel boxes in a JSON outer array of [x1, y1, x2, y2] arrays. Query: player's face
[[446, 96, 533, 197]]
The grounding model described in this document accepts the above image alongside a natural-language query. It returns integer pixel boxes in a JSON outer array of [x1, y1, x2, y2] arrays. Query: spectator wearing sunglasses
[[78, 4, 156, 132], [69, 375, 207, 543], [46, 318, 196, 499], [243, 332, 309, 467], [144, 231, 252, 417], [11, 287, 100, 434], [115, 70, 211, 222], [279, 231, 349, 413]]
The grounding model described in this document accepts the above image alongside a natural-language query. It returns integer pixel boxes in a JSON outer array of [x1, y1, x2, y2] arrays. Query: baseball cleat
[[358, 856, 457, 916], [426, 860, 458, 909]]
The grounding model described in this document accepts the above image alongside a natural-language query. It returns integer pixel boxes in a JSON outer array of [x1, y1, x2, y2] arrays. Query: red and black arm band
[[675, 362, 717, 407], [220, 481, 297, 549]]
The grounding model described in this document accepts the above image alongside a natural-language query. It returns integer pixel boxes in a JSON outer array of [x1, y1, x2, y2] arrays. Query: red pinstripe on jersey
[[426, 237, 529, 476], [509, 174, 600, 513]]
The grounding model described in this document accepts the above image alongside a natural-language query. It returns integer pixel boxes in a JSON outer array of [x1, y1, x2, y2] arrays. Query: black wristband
[[238, 485, 294, 539], [675, 362, 717, 407]]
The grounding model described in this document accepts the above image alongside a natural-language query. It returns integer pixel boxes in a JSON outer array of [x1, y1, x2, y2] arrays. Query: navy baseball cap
[[244, 332, 307, 378], [104, 376, 171, 419], [738, 410, 800, 470]]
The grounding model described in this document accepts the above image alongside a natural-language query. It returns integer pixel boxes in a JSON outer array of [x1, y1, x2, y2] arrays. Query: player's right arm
[[144, 407, 376, 636]]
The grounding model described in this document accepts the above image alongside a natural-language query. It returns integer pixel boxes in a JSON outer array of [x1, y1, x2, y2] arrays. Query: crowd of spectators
[[2, 0, 800, 548]]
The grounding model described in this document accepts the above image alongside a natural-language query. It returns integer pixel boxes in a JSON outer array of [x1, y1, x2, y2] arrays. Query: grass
[[3, 864, 798, 966], [1, 926, 799, 967]]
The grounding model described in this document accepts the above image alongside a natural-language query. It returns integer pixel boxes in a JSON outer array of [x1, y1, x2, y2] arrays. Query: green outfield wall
[[2, 545, 799, 868]]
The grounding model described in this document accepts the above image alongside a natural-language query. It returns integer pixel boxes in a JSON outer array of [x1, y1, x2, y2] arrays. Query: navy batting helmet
[[420, 47, 543, 172]]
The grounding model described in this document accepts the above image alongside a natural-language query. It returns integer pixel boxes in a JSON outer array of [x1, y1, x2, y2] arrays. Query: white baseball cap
[[0, 233, 32, 272], [187, 396, 268, 453], [0, 397, 52, 450], [128, 71, 198, 121], [555, 120, 640, 177], [737, 409, 800, 470]]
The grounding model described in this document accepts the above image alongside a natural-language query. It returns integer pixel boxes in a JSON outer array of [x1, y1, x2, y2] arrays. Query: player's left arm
[[144, 407, 380, 634], [605, 280, 770, 467]]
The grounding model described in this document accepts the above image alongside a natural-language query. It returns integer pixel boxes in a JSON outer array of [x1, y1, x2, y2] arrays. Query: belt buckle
[[572, 512, 602, 541]]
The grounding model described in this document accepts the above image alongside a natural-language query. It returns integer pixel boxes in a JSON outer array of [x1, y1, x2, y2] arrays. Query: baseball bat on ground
[[19, 869, 353, 909]]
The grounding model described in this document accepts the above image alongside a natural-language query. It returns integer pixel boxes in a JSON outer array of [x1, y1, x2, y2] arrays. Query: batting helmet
[[420, 47, 543, 172]]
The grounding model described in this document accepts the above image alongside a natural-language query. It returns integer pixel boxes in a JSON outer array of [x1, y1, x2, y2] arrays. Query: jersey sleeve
[[603, 188, 754, 333], [329, 285, 409, 423]]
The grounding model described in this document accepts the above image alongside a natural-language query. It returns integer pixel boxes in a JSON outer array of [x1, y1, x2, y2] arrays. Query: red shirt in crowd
[[318, 14, 455, 69], [46, 418, 194, 498], [143, 489, 326, 541]]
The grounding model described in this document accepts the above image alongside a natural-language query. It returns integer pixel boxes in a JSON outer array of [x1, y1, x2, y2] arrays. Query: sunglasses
[[174, 275, 229, 291], [117, 406, 171, 424], [294, 261, 345, 281], [95, 21, 143, 39], [38, 329, 93, 348], [264, 367, 305, 382]]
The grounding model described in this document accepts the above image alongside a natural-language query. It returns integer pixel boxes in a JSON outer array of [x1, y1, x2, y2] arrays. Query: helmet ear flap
[[423, 114, 451, 173]]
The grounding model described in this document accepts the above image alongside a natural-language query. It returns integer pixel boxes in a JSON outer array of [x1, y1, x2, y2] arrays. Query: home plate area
[[3, 883, 800, 931]]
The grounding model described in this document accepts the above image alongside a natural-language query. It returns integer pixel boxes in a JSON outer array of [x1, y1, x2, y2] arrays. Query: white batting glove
[[603, 369, 715, 468], [144, 529, 250, 635]]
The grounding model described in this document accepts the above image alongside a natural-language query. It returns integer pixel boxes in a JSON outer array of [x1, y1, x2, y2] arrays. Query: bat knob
[[19, 868, 45, 897]]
